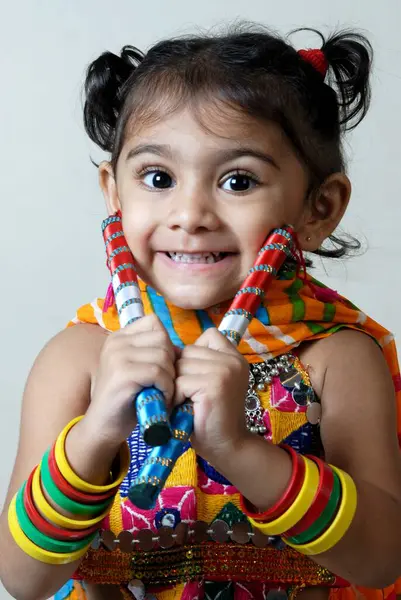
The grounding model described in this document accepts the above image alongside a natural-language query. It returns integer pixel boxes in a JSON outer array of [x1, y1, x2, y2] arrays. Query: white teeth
[[168, 252, 224, 263]]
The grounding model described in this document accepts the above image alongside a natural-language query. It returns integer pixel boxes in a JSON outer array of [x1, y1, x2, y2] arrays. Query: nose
[[165, 186, 220, 234]]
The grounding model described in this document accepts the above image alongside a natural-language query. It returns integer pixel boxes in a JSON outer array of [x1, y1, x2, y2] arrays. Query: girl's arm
[[314, 329, 401, 585], [0, 324, 117, 600], [0, 311, 176, 600], [214, 329, 401, 588]]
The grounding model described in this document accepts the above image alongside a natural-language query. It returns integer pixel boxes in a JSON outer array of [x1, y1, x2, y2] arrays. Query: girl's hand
[[174, 328, 250, 467], [84, 314, 176, 447]]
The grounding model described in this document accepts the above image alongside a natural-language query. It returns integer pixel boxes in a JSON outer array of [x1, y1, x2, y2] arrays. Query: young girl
[[1, 23, 401, 600]]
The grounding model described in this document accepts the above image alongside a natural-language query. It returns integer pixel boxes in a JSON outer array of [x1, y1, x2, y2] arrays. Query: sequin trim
[[105, 231, 125, 247], [102, 214, 121, 230], [172, 429, 191, 442], [115, 281, 139, 295], [258, 243, 294, 257], [119, 298, 143, 315], [235, 287, 265, 298], [137, 393, 167, 410], [248, 265, 277, 275], [108, 246, 132, 262], [219, 330, 242, 344], [114, 263, 137, 275], [75, 543, 337, 587], [143, 456, 174, 468]]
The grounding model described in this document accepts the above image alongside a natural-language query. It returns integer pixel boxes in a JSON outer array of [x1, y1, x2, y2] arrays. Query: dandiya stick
[[102, 212, 172, 447]]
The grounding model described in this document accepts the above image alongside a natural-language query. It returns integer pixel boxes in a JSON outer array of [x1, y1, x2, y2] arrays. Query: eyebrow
[[126, 143, 280, 170], [126, 144, 173, 161]]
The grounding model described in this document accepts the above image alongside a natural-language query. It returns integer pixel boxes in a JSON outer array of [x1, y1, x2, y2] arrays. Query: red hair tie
[[298, 49, 328, 78]]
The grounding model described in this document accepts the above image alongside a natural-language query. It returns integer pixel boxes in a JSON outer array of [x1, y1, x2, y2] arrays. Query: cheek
[[235, 213, 279, 255], [234, 185, 304, 253], [119, 189, 156, 230], [121, 211, 155, 256]]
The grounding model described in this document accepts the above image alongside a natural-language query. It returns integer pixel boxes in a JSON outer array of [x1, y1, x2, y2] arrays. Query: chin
[[159, 284, 234, 310]]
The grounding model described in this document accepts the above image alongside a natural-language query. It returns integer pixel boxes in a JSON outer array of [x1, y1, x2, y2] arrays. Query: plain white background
[[0, 1, 400, 597]]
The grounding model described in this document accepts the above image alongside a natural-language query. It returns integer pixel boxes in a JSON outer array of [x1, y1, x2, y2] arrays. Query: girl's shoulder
[[297, 328, 390, 400], [23, 323, 109, 421], [46, 322, 108, 378]]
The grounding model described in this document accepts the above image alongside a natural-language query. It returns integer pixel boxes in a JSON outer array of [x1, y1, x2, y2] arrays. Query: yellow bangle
[[285, 465, 357, 556], [248, 456, 320, 536], [32, 465, 110, 530], [8, 495, 91, 564], [54, 416, 130, 493]]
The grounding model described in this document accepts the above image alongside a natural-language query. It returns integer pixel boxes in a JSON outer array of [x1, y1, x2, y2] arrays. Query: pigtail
[[323, 31, 373, 131], [83, 46, 144, 152]]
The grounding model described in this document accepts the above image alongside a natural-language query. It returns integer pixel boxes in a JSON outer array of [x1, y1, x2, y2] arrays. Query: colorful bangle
[[24, 469, 101, 541], [284, 456, 335, 537], [32, 464, 110, 530], [285, 467, 341, 545], [285, 465, 357, 555], [8, 495, 91, 565], [15, 484, 94, 553], [248, 456, 320, 536], [240, 445, 305, 521], [41, 449, 113, 516], [54, 416, 130, 493], [48, 444, 116, 504]]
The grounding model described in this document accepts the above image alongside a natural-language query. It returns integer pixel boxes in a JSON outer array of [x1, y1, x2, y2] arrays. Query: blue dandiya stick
[[128, 226, 296, 509], [102, 212, 172, 447]]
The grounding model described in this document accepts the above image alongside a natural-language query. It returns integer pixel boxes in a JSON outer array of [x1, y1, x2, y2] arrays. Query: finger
[[120, 313, 166, 336], [125, 361, 175, 404], [126, 331, 176, 362], [173, 372, 231, 407], [180, 344, 227, 362], [173, 374, 209, 406], [194, 328, 241, 355], [125, 348, 176, 380], [176, 358, 223, 377]]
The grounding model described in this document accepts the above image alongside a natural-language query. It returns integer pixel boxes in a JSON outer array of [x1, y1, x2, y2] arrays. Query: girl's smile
[[100, 107, 310, 309]]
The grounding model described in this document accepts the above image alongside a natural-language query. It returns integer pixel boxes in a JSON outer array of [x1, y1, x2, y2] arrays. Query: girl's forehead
[[123, 103, 288, 155]]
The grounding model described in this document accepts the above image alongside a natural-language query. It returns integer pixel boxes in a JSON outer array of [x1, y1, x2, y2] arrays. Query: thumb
[[195, 328, 238, 354]]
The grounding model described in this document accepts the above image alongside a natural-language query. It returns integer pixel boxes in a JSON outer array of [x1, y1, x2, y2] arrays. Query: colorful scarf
[[69, 270, 401, 439]]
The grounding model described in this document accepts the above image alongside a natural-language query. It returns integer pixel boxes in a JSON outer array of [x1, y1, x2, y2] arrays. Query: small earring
[[305, 236, 311, 242]]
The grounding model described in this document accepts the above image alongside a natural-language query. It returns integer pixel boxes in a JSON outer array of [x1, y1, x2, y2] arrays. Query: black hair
[[83, 23, 373, 260]]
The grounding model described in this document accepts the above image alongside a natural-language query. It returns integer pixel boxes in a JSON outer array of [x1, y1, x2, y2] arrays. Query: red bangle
[[48, 444, 116, 504], [23, 468, 100, 541], [240, 445, 305, 522], [283, 455, 335, 537]]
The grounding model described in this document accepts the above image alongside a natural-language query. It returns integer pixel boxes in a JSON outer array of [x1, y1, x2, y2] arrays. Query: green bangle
[[41, 449, 112, 516], [16, 484, 95, 553], [286, 468, 341, 545]]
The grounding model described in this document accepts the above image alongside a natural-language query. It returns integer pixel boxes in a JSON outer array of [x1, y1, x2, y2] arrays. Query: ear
[[297, 173, 351, 251], [99, 161, 121, 215]]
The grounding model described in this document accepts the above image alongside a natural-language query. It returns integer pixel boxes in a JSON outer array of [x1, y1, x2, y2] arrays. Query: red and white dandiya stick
[[218, 228, 296, 346], [102, 211, 172, 447]]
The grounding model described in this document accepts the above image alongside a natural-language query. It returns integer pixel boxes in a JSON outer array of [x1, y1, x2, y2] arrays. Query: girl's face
[[102, 107, 311, 309]]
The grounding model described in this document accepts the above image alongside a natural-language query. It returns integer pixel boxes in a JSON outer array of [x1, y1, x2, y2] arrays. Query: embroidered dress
[[55, 272, 401, 600]]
